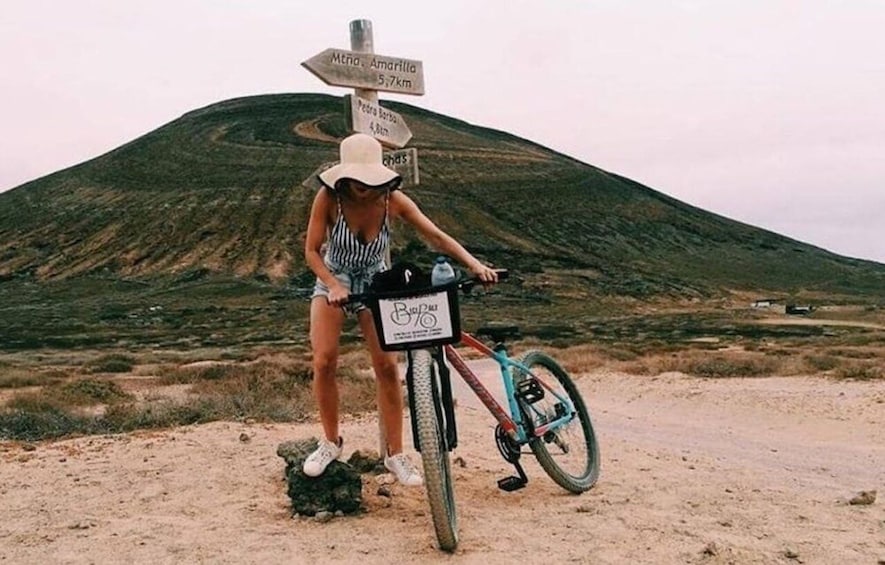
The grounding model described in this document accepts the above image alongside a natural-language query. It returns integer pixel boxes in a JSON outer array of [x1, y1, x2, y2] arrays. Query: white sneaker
[[302, 437, 343, 477], [384, 452, 424, 487]]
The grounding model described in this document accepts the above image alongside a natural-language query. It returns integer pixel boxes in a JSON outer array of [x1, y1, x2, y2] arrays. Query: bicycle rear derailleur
[[494, 425, 528, 492]]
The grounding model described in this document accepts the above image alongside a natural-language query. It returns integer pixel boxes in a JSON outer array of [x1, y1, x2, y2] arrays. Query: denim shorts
[[311, 261, 385, 315]]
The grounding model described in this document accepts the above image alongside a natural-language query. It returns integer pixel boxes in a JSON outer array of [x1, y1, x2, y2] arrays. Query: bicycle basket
[[364, 282, 461, 352]]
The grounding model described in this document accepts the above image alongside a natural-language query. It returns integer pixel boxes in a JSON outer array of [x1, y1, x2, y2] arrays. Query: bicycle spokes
[[515, 351, 599, 492]]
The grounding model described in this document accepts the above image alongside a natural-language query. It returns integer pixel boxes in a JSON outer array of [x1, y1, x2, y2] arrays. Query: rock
[[848, 490, 877, 505], [278, 438, 362, 516], [701, 542, 718, 556], [375, 474, 395, 486], [377, 485, 392, 498], [315, 511, 333, 523], [238, 433, 251, 443], [277, 439, 318, 466], [453, 455, 467, 468], [347, 449, 384, 474]]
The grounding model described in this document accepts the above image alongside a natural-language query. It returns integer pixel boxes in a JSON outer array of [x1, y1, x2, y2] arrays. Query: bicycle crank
[[494, 425, 528, 492]]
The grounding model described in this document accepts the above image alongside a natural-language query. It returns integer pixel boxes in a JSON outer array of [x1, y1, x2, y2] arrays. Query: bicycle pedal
[[497, 476, 527, 492], [515, 378, 544, 404]]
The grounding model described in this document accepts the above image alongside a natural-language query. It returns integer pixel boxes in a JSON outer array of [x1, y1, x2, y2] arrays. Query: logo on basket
[[376, 291, 454, 346], [389, 302, 438, 329]]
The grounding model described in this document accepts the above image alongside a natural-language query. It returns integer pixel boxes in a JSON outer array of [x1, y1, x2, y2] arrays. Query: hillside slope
[[0, 93, 881, 298]]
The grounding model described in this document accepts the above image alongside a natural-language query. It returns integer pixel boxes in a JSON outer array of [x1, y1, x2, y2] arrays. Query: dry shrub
[[49, 379, 132, 405], [7, 379, 132, 409], [637, 350, 781, 378], [804, 354, 840, 372], [0, 368, 69, 389], [684, 355, 780, 378], [620, 362, 653, 375], [825, 348, 879, 360], [835, 362, 883, 381], [162, 355, 377, 422], [86, 354, 137, 374], [0, 400, 92, 441], [158, 362, 241, 384], [5, 394, 68, 414], [0, 352, 380, 441], [546, 344, 607, 375], [101, 398, 227, 431]]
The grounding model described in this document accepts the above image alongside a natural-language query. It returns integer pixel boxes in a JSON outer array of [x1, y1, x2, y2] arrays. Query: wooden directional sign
[[382, 148, 419, 187], [301, 148, 420, 191], [344, 95, 412, 148], [302, 48, 425, 95]]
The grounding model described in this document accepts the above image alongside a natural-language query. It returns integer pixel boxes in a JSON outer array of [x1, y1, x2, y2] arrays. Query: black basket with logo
[[363, 282, 462, 352]]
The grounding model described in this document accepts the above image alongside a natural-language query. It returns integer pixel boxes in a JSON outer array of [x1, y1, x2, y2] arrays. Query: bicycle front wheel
[[411, 348, 458, 552], [516, 350, 600, 493]]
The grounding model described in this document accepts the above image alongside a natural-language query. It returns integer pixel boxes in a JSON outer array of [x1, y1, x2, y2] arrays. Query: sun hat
[[318, 133, 402, 191]]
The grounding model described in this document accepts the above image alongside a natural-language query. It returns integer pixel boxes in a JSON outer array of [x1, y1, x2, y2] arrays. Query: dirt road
[[2, 370, 883, 564]]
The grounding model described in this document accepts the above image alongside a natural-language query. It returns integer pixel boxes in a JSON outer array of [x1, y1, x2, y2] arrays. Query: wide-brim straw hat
[[319, 133, 402, 190]]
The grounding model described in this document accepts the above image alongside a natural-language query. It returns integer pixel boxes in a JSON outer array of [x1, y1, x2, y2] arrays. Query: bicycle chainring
[[494, 425, 522, 464]]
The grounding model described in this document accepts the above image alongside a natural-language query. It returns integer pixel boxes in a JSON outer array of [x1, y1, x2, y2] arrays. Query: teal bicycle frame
[[442, 331, 576, 444]]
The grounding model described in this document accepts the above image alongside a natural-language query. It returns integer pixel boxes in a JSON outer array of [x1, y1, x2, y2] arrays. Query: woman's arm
[[391, 191, 498, 282], [305, 189, 349, 303]]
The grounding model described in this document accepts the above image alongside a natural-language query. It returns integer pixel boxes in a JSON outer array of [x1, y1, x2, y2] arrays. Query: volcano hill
[[0, 93, 882, 351]]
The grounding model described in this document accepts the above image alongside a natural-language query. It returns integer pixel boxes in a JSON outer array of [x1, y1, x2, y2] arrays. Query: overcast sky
[[2, 1, 883, 263]]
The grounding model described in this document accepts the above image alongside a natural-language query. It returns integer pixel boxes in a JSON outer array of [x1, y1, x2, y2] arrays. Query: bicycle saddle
[[476, 325, 521, 342]]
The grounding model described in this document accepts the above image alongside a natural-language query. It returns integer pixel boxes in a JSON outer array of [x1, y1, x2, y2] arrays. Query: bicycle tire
[[515, 350, 600, 493], [411, 348, 458, 552]]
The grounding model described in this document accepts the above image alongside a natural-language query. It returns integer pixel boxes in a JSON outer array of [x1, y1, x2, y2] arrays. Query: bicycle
[[350, 267, 600, 552]]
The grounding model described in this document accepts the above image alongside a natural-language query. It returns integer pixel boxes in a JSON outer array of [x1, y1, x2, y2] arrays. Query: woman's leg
[[357, 309, 404, 454], [310, 297, 346, 443]]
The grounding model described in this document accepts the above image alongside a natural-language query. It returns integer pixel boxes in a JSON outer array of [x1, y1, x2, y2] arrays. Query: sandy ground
[[2, 369, 883, 565]]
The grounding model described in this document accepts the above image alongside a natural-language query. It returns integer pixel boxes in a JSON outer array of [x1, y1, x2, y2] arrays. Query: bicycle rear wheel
[[516, 350, 600, 493], [411, 348, 458, 552]]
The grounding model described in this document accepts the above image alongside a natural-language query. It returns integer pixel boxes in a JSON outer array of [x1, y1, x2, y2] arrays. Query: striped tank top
[[324, 193, 390, 272]]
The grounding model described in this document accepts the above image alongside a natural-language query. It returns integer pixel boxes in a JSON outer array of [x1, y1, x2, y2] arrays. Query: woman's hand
[[470, 262, 499, 284], [327, 282, 350, 306]]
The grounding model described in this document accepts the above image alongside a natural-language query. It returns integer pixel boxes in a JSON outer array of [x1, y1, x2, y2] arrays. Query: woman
[[303, 133, 498, 485]]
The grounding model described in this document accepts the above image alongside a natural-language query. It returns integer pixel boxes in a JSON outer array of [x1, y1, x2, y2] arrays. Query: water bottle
[[431, 256, 456, 287]]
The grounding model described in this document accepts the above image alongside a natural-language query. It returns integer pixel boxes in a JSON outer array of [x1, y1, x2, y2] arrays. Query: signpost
[[301, 20, 425, 456], [344, 94, 412, 148], [300, 19, 424, 187], [302, 48, 425, 95], [301, 147, 418, 190]]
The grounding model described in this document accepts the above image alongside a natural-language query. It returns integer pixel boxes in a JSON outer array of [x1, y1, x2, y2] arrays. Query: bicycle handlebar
[[346, 269, 509, 304]]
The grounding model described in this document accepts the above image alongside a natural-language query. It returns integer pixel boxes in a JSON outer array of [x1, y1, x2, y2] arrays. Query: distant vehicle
[[786, 304, 814, 315]]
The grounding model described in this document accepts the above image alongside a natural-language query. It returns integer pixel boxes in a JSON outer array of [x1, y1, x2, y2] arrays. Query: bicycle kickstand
[[495, 425, 528, 492]]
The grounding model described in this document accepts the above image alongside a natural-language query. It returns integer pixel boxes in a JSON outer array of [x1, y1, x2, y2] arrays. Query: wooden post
[[350, 20, 379, 105], [350, 19, 389, 458]]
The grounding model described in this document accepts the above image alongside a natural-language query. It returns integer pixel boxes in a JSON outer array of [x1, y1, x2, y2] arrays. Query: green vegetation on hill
[[0, 92, 882, 326], [1, 93, 881, 299]]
